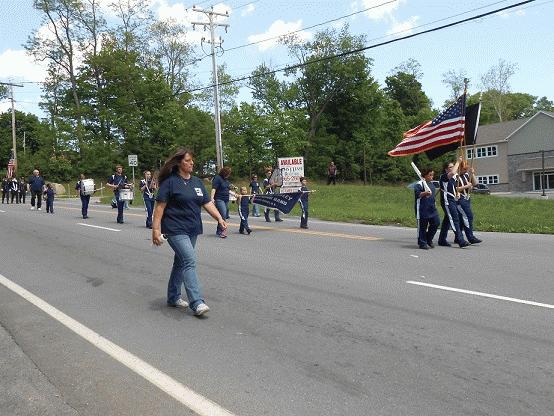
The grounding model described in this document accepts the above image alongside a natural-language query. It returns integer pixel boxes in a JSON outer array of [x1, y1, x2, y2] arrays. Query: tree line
[[1, 0, 552, 183]]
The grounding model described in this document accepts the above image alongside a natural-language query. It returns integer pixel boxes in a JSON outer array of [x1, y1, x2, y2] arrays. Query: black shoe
[[247, 228, 252, 234], [427, 241, 435, 248], [469, 238, 482, 244], [419, 245, 430, 250], [300, 225, 308, 229], [438, 241, 451, 247], [459, 241, 470, 248], [265, 218, 271, 222], [275, 218, 283, 222], [239, 230, 245, 234]]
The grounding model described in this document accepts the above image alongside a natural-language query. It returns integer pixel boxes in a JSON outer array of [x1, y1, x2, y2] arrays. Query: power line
[[186, 0, 537, 93], [224, 0, 397, 52]]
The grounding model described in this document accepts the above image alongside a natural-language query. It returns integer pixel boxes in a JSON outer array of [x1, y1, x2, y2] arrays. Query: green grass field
[[100, 182, 554, 234]]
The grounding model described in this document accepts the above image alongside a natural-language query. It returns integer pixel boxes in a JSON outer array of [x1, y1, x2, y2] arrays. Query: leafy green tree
[[384, 70, 433, 127]]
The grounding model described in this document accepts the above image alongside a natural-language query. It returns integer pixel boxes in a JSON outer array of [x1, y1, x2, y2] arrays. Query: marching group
[[3, 149, 309, 317], [414, 156, 483, 250]]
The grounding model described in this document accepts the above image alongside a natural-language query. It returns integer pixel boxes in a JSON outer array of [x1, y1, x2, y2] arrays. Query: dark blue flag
[[252, 191, 302, 214]]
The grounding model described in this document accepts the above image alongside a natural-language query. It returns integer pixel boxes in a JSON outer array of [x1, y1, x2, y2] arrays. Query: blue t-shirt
[[239, 195, 250, 214], [156, 174, 210, 236], [28, 175, 45, 192], [212, 175, 230, 202], [108, 174, 128, 196], [45, 188, 55, 200], [250, 180, 260, 194]]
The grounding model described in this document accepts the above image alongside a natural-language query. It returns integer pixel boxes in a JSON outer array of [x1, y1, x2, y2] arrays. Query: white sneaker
[[30, 206, 35, 210], [37, 208, 42, 211], [169, 298, 189, 309], [194, 303, 210, 316]]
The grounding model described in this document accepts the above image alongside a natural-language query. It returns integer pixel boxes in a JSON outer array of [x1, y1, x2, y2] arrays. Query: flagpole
[[460, 78, 469, 162]]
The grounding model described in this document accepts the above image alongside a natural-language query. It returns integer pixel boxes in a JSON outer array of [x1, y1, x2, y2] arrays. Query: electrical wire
[[186, 0, 538, 93], [224, 0, 398, 52]]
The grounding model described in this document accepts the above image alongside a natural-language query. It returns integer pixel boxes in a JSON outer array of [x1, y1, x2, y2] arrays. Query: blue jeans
[[214, 199, 228, 234], [252, 203, 259, 216], [144, 197, 154, 227], [80, 194, 90, 217], [166, 234, 203, 310]]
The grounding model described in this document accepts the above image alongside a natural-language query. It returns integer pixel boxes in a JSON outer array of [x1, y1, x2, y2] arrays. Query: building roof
[[477, 117, 529, 144]]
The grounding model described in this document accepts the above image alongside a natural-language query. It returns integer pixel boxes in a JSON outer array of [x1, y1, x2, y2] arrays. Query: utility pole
[[191, 6, 229, 172], [1, 81, 24, 175]]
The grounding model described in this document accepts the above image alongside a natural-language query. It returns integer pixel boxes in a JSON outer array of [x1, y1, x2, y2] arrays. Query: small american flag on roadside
[[388, 94, 466, 157], [7, 150, 16, 178]]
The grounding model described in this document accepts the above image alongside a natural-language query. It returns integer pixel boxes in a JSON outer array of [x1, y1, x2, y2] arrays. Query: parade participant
[[152, 148, 227, 316], [456, 162, 483, 244], [28, 169, 45, 211], [44, 183, 55, 214], [299, 176, 309, 229], [249, 174, 261, 217], [2, 177, 10, 204], [438, 157, 469, 248], [75, 173, 91, 219], [107, 164, 131, 224], [263, 168, 282, 222], [10, 177, 19, 203], [140, 170, 157, 229], [18, 176, 26, 203], [237, 186, 252, 235], [414, 168, 440, 249], [210, 166, 232, 238], [327, 161, 337, 185]]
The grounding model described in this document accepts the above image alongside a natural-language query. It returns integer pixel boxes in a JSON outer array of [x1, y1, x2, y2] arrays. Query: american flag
[[388, 94, 466, 157], [7, 150, 16, 179]]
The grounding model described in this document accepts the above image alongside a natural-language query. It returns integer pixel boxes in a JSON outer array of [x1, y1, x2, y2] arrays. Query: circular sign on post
[[128, 154, 138, 167]]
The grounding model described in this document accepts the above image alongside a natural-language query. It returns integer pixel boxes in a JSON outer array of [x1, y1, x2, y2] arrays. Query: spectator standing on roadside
[[28, 169, 45, 211], [327, 161, 337, 185]]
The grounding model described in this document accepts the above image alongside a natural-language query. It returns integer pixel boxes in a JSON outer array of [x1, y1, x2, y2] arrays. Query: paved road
[[0, 200, 553, 415]]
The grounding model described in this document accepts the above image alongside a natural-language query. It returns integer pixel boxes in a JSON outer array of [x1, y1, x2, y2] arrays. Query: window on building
[[477, 175, 499, 185], [533, 172, 554, 191], [469, 145, 498, 159]]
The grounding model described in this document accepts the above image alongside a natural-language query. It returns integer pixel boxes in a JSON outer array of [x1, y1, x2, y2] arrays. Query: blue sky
[[1, 0, 553, 117]]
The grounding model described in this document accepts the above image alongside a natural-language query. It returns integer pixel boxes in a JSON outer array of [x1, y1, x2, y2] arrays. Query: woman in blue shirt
[[152, 148, 227, 316], [210, 166, 232, 238]]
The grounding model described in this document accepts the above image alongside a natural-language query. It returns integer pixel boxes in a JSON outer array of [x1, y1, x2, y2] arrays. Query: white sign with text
[[278, 156, 304, 193]]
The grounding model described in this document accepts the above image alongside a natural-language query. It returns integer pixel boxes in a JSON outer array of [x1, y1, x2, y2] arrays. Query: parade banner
[[278, 156, 304, 193], [252, 192, 302, 214]]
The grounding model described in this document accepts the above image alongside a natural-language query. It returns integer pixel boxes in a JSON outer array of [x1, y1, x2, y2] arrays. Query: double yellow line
[[57, 205, 381, 241]]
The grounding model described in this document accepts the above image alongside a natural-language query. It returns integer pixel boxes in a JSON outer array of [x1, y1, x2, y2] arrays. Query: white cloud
[[497, 9, 526, 18], [241, 4, 255, 17], [0, 49, 48, 82], [386, 15, 419, 35], [248, 20, 311, 52], [361, 0, 405, 20]]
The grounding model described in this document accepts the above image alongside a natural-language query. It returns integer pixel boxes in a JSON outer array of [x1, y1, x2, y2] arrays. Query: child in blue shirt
[[237, 186, 252, 234], [44, 183, 55, 214]]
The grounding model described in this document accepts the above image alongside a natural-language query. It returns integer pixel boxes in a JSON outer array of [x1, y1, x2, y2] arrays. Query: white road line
[[77, 223, 121, 232], [0, 273, 236, 416], [406, 281, 554, 310], [0, 209, 6, 213]]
